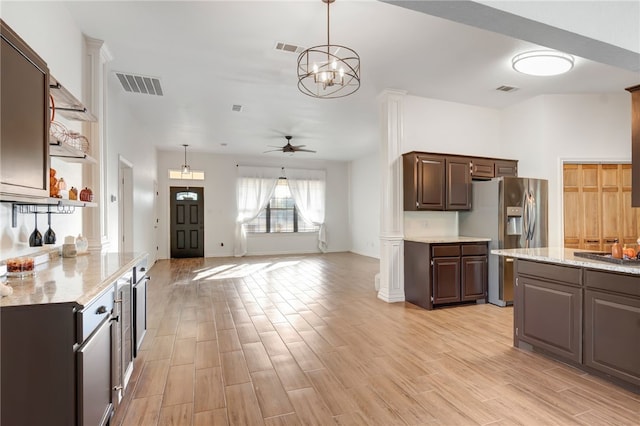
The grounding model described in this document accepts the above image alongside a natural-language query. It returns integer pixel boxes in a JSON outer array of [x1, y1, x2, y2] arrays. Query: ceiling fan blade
[[291, 144, 306, 148], [295, 148, 316, 153], [263, 149, 283, 153]]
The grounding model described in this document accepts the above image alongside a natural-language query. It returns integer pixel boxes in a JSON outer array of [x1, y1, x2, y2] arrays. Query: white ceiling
[[62, 0, 640, 161]]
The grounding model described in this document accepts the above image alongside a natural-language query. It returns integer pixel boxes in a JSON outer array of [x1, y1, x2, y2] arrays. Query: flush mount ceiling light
[[512, 50, 575, 76], [297, 0, 361, 98]]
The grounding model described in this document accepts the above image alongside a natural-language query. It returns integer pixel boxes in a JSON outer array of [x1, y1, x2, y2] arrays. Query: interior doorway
[[119, 156, 134, 253], [170, 186, 204, 258]]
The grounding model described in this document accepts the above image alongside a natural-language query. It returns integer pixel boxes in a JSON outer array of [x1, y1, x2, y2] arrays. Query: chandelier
[[297, 0, 360, 99]]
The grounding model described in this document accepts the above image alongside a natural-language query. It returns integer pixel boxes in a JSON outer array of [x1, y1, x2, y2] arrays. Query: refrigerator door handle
[[522, 190, 536, 247]]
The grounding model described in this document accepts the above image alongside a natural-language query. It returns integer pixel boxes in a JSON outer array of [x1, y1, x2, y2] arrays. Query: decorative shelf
[[49, 139, 96, 164], [50, 75, 97, 122]]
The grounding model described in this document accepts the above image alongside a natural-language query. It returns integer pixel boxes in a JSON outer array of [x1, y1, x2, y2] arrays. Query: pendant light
[[181, 144, 190, 174], [297, 0, 360, 98]]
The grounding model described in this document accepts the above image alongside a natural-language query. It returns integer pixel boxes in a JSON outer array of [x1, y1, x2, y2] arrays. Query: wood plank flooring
[[113, 253, 640, 425]]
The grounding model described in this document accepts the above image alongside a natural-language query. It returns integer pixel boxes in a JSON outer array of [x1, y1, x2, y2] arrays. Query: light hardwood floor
[[112, 253, 640, 425]]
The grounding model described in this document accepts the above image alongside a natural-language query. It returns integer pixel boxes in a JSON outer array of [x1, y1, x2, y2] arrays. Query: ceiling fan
[[264, 135, 316, 154]]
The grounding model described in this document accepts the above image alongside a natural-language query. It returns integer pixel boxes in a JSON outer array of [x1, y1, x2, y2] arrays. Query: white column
[[82, 36, 113, 251], [377, 89, 407, 303]]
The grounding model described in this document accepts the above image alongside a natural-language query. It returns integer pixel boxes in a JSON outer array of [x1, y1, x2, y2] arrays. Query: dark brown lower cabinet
[[516, 273, 582, 363], [432, 256, 461, 304], [405, 240, 487, 310], [514, 259, 640, 391], [584, 269, 640, 387]]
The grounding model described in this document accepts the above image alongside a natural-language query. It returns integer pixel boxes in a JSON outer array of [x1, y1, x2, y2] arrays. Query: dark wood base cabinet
[[0, 267, 147, 425], [514, 259, 640, 391], [405, 241, 487, 310], [514, 260, 582, 363], [584, 270, 640, 387]]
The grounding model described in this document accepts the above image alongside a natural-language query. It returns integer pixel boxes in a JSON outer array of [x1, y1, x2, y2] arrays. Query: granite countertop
[[405, 236, 492, 244], [0, 252, 147, 308], [492, 247, 640, 275]]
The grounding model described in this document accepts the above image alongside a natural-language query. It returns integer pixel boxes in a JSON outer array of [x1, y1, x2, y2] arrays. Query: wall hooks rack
[[7, 198, 95, 227]]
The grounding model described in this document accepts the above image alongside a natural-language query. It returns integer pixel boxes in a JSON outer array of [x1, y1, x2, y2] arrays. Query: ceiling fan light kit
[[512, 50, 574, 76], [297, 0, 361, 99]]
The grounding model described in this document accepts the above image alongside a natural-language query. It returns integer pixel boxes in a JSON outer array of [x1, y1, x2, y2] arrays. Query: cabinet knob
[[95, 305, 107, 315]]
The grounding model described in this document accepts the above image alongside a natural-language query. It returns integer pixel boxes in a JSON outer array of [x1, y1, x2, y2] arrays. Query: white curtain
[[285, 168, 327, 252], [234, 166, 280, 257]]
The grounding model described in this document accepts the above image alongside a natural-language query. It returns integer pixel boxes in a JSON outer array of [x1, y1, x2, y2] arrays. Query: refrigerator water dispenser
[[506, 206, 523, 235]]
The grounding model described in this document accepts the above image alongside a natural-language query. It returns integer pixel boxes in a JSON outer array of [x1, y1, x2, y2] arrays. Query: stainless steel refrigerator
[[459, 177, 548, 306]]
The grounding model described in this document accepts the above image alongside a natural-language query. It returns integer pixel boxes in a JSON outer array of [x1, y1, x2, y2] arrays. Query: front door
[[170, 186, 204, 258]]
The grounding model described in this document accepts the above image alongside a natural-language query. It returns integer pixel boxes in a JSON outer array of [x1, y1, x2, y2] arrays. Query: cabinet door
[[416, 154, 445, 210], [627, 85, 640, 206], [494, 160, 518, 177], [517, 275, 582, 363], [445, 156, 471, 210], [0, 21, 50, 198], [584, 289, 640, 386], [600, 164, 621, 252], [461, 255, 487, 301], [563, 164, 581, 248], [77, 317, 113, 426], [581, 165, 602, 251], [432, 256, 461, 304], [134, 277, 148, 355], [471, 158, 494, 179]]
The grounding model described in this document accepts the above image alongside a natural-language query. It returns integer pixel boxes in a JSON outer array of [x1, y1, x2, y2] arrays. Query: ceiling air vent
[[115, 72, 164, 96], [231, 104, 243, 112], [496, 85, 519, 92], [274, 42, 305, 54]]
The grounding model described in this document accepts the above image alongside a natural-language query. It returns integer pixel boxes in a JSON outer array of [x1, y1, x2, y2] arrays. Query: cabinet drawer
[[471, 158, 494, 179], [432, 244, 460, 257], [585, 269, 640, 297], [517, 260, 582, 286], [77, 285, 115, 343], [461, 243, 488, 256]]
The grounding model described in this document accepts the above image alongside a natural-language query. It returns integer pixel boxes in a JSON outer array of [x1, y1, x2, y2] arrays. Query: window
[[175, 191, 198, 201], [247, 178, 318, 233]]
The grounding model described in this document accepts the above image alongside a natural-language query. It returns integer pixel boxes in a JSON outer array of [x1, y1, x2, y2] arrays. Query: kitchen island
[[493, 247, 639, 392], [0, 251, 148, 426]]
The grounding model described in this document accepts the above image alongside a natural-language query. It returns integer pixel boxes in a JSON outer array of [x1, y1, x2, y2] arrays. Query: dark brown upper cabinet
[[445, 156, 472, 210], [494, 159, 518, 177], [626, 85, 640, 206], [0, 19, 50, 198], [403, 152, 471, 211]]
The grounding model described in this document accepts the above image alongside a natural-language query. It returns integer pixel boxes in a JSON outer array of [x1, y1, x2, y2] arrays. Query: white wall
[[349, 151, 380, 258], [500, 93, 632, 247], [402, 95, 503, 237], [104, 80, 158, 261], [156, 151, 350, 258]]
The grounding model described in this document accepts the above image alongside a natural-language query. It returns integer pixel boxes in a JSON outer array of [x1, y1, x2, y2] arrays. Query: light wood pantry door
[[563, 163, 639, 252]]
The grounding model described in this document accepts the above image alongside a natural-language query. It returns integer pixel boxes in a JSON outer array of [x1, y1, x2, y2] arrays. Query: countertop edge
[[404, 236, 492, 244], [76, 252, 148, 307], [491, 248, 640, 275]]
